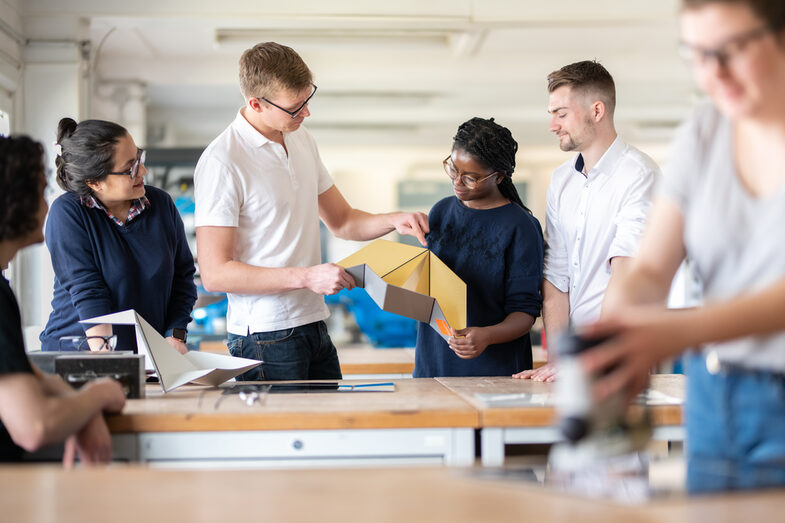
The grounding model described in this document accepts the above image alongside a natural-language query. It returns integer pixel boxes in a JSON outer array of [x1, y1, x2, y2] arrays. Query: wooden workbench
[[109, 378, 476, 432], [438, 375, 685, 466], [106, 378, 478, 466], [2, 464, 782, 523]]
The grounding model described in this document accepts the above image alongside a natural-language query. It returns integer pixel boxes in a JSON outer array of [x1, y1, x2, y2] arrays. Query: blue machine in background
[[326, 288, 417, 348], [190, 290, 228, 336]]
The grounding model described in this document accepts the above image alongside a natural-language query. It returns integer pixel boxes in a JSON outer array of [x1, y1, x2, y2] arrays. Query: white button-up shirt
[[194, 109, 334, 335], [544, 137, 660, 327]]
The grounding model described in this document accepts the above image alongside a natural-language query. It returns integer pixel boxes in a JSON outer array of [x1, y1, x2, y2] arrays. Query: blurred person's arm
[[601, 197, 687, 314], [0, 371, 124, 458]]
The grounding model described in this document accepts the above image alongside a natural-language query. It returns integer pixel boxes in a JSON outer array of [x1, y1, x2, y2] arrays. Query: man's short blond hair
[[547, 60, 616, 117], [239, 42, 313, 100]]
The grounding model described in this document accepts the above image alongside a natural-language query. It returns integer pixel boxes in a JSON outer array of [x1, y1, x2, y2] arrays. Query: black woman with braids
[[413, 117, 544, 377]]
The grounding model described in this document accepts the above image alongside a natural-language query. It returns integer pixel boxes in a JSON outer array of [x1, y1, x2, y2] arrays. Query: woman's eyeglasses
[[443, 156, 498, 189], [107, 149, 146, 180], [678, 25, 771, 70], [58, 335, 118, 352]]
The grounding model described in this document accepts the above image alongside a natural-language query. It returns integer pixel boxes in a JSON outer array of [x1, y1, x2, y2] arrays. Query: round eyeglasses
[[678, 25, 771, 70], [443, 156, 499, 189], [58, 334, 118, 352], [107, 149, 146, 180]]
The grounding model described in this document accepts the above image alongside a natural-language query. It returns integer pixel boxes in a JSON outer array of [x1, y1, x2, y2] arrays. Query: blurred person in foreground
[[583, 0, 785, 494], [0, 135, 125, 465]]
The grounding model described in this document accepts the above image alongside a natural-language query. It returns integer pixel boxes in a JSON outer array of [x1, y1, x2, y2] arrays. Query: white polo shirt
[[544, 137, 660, 327], [194, 109, 334, 335]]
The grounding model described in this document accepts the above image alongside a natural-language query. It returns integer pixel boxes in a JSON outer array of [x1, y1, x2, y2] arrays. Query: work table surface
[[438, 374, 685, 427], [105, 375, 684, 433], [106, 378, 479, 432], [1, 464, 781, 523]]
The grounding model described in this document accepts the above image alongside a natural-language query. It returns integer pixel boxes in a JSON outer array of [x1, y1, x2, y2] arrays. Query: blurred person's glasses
[[443, 156, 498, 189], [678, 25, 771, 69], [107, 149, 146, 180], [58, 335, 118, 352], [258, 84, 317, 119]]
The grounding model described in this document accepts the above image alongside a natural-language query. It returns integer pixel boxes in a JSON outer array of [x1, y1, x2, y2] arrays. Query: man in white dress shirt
[[194, 42, 428, 381], [515, 60, 660, 381]]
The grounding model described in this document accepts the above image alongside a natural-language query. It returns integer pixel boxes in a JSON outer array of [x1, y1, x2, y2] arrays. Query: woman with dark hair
[[0, 135, 125, 464], [585, 0, 785, 492], [413, 117, 544, 377], [39, 118, 197, 354]]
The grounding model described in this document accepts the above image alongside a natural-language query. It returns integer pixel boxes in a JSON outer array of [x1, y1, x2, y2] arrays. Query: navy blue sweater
[[414, 197, 544, 377], [40, 186, 197, 351]]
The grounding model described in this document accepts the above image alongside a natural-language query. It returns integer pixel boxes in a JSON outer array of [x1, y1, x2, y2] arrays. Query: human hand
[[166, 336, 189, 355], [85, 377, 126, 413], [390, 212, 429, 247], [580, 308, 683, 402], [513, 363, 558, 382], [63, 415, 113, 467], [447, 327, 491, 359], [304, 263, 356, 295]]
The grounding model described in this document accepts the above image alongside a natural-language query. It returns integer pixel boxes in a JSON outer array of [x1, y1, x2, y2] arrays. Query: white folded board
[[80, 310, 261, 393]]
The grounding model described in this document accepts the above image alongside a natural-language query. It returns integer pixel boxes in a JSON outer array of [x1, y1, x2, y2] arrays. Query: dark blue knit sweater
[[414, 197, 544, 377], [40, 186, 196, 351]]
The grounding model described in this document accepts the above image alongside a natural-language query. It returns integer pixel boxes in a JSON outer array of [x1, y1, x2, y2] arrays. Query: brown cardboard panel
[[337, 239, 466, 339]]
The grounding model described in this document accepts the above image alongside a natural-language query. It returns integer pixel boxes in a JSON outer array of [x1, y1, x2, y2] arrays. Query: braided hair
[[452, 117, 531, 213]]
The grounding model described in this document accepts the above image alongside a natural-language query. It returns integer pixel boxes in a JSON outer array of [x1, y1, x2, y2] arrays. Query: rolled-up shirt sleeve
[[608, 167, 657, 265]]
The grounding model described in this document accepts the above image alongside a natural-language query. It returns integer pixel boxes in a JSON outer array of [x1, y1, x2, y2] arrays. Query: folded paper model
[[80, 310, 261, 392], [337, 239, 466, 340]]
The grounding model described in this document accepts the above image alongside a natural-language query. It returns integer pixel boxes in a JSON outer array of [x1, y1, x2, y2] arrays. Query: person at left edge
[[39, 118, 197, 354], [0, 135, 126, 465]]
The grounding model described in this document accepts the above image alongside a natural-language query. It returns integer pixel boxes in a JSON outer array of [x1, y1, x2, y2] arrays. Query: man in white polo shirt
[[194, 42, 428, 381], [515, 60, 660, 382]]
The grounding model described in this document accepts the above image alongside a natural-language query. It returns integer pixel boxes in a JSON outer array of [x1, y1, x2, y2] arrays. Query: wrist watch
[[171, 328, 187, 343]]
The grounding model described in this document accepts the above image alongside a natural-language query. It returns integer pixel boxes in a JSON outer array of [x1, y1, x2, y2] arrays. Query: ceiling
[[21, 0, 698, 148]]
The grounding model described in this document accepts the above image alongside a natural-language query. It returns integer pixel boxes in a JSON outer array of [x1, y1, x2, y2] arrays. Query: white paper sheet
[[80, 310, 261, 392]]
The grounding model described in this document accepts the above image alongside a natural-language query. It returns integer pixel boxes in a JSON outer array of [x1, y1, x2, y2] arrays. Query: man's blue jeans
[[685, 352, 785, 493], [226, 321, 342, 381]]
